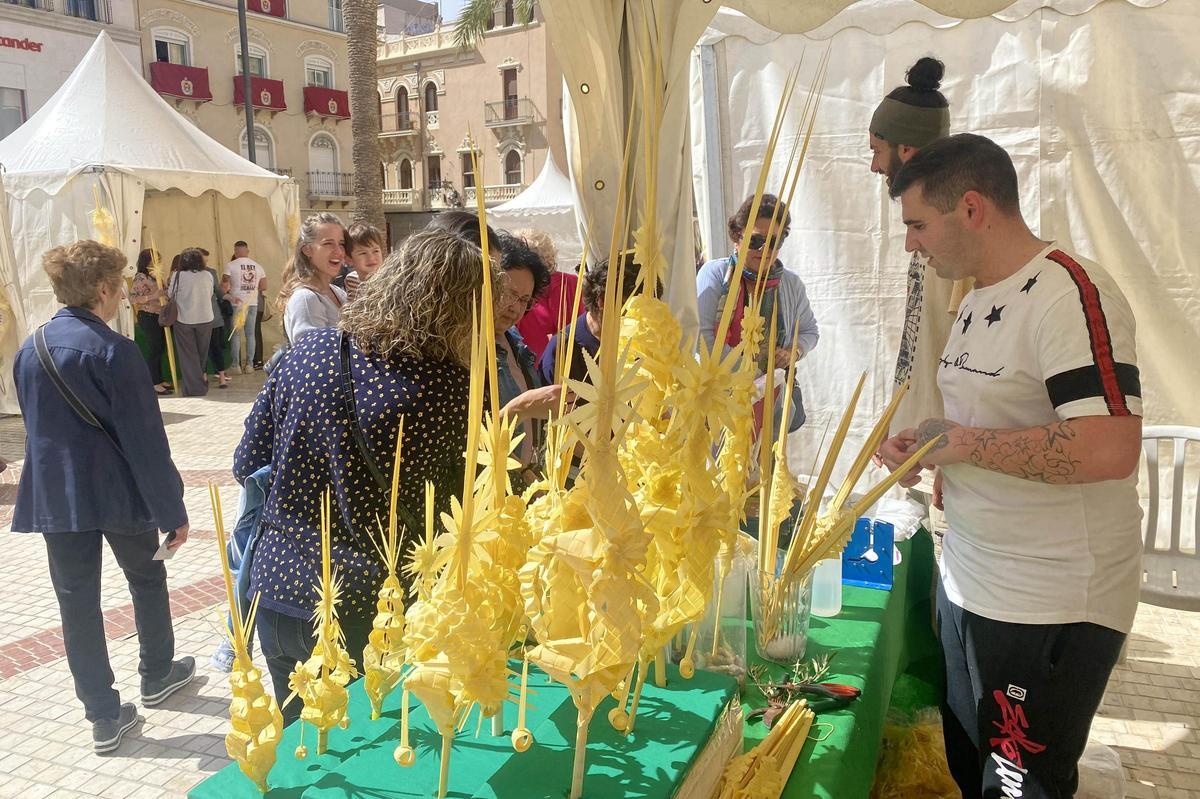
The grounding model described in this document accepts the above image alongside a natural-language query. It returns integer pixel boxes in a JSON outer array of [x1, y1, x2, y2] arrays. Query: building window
[[309, 132, 339, 174], [239, 125, 275, 169], [235, 45, 268, 78], [504, 150, 522, 185], [65, 0, 104, 22], [399, 159, 412, 190], [305, 56, 334, 88], [153, 29, 191, 66], [396, 86, 410, 130], [461, 152, 475, 189], [503, 0, 515, 26], [0, 88, 26, 141], [502, 67, 518, 119], [423, 82, 438, 113], [426, 155, 441, 189], [328, 0, 344, 33]]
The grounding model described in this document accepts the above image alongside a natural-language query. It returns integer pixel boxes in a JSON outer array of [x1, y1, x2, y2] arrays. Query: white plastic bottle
[[810, 554, 843, 617]]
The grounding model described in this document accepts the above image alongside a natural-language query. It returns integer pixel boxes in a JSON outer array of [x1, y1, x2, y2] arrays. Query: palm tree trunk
[[345, 0, 384, 230]]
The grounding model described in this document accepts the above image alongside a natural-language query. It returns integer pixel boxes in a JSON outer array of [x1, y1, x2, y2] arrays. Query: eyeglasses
[[499, 287, 533, 311], [747, 233, 783, 252]]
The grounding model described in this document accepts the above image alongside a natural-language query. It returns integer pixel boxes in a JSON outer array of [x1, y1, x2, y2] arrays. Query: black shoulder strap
[[34, 324, 128, 462], [337, 330, 423, 535]]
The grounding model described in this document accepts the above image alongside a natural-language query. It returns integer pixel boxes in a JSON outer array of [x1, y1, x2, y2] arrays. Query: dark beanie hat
[[870, 57, 950, 149]]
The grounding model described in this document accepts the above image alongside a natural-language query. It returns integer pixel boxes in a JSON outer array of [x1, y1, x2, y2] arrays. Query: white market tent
[[541, 0, 1197, 481], [488, 154, 584, 269], [0, 31, 299, 413]]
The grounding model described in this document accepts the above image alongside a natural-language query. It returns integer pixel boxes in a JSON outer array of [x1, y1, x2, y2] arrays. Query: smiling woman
[[278, 212, 349, 344]]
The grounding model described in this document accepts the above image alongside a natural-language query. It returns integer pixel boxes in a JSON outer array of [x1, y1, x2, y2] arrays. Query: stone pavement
[[0, 372, 1195, 798]]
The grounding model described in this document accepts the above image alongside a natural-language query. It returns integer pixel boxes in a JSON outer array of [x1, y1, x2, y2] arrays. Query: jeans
[[44, 529, 175, 722], [136, 311, 166, 385], [210, 465, 270, 672], [256, 605, 373, 726], [230, 306, 257, 370]]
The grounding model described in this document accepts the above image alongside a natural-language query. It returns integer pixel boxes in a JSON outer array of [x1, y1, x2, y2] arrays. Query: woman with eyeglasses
[[494, 233, 568, 488], [696, 193, 819, 433]]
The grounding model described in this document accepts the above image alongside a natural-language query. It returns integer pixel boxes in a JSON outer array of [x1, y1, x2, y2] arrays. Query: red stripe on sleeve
[[1045, 250, 1130, 416]]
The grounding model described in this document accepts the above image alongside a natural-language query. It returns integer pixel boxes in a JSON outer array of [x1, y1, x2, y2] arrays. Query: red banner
[[246, 0, 285, 18], [303, 86, 350, 119], [232, 76, 286, 111], [149, 61, 212, 102]]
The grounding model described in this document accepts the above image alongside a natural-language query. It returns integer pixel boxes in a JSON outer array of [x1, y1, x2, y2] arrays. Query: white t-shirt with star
[[937, 243, 1143, 634]]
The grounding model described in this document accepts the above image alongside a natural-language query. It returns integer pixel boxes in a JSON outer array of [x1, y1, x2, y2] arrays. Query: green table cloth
[[742, 528, 942, 799]]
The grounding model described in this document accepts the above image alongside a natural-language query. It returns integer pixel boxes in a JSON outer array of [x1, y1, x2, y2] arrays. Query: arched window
[[461, 152, 476, 189], [239, 125, 275, 169], [304, 56, 334, 88], [399, 159, 413, 190], [424, 82, 438, 112], [309, 133, 339, 174], [504, 150, 523, 185], [504, 0, 515, 26], [396, 85, 410, 130], [153, 28, 192, 66], [235, 43, 268, 78]]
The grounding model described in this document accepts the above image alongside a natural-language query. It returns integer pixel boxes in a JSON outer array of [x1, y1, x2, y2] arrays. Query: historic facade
[[376, 0, 566, 237], [139, 0, 355, 220]]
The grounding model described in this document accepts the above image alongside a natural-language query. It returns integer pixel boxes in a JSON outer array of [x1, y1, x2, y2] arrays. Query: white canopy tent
[[0, 31, 299, 413], [540, 0, 1195, 482], [689, 0, 1196, 474], [487, 154, 584, 269]]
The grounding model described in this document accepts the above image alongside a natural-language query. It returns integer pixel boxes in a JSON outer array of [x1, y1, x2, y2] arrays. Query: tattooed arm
[[906, 415, 1141, 484]]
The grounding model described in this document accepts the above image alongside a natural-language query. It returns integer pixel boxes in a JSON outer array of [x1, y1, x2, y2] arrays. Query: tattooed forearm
[[966, 421, 1082, 484], [916, 418, 959, 452]]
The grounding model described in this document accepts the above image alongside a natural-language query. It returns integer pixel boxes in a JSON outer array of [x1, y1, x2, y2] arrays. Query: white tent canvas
[[0, 31, 299, 412], [688, 0, 1196, 482], [488, 154, 584, 269]]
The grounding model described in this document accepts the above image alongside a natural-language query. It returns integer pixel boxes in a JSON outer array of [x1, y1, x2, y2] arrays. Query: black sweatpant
[[936, 582, 1124, 799]]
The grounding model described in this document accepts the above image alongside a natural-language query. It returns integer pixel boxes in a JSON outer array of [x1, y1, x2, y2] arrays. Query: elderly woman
[[235, 229, 489, 720], [170, 247, 215, 396], [695, 193, 819, 432], [512, 227, 581, 361], [13, 241, 194, 752], [279, 211, 349, 345]]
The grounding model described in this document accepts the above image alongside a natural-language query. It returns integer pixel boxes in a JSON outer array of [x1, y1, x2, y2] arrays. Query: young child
[[343, 222, 385, 300]]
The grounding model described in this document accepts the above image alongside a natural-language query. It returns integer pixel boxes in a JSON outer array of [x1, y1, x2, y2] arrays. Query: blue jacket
[[12, 307, 187, 534]]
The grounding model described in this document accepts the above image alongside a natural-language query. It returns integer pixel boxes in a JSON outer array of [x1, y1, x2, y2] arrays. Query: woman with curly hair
[[234, 229, 492, 719]]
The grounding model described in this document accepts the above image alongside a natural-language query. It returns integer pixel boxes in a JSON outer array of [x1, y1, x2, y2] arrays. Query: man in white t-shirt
[[224, 240, 267, 374], [879, 134, 1142, 799]]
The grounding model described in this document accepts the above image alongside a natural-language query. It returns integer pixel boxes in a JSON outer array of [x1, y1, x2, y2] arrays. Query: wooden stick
[[437, 732, 453, 799], [653, 650, 667, 689], [569, 708, 592, 799]]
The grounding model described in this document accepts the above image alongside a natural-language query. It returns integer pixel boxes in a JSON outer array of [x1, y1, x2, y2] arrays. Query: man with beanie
[[869, 57, 959, 449]]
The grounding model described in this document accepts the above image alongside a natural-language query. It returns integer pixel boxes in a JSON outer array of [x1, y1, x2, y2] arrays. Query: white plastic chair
[[1139, 425, 1200, 611]]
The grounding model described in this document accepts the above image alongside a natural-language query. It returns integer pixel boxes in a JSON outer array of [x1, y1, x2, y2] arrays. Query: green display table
[[742, 528, 942, 799], [191, 662, 739, 799]]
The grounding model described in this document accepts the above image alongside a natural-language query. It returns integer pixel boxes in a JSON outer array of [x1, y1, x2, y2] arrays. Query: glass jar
[[750, 568, 813, 663]]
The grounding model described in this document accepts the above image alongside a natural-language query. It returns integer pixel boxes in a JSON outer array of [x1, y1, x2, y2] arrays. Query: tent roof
[[492, 154, 575, 215], [0, 31, 289, 200]]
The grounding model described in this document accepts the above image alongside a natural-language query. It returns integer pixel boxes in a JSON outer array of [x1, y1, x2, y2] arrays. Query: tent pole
[[237, 0, 256, 165]]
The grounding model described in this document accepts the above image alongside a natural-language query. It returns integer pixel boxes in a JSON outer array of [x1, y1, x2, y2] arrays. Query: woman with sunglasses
[[696, 192, 819, 432]]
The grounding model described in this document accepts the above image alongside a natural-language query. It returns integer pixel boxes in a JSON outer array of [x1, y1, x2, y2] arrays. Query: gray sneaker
[[93, 702, 139, 753], [141, 657, 196, 707]]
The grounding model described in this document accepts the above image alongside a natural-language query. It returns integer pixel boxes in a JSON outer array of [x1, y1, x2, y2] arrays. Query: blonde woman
[[278, 211, 349, 346], [235, 229, 493, 720]]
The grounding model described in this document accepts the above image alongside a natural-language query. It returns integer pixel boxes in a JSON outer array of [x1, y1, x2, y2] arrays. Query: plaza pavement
[[0, 372, 1195, 798]]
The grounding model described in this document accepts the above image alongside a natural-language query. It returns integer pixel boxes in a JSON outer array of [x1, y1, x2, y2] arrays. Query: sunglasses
[[747, 233, 783, 252]]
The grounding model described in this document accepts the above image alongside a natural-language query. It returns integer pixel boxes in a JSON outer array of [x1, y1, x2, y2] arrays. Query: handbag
[[336, 330, 423, 535], [158, 272, 179, 327]]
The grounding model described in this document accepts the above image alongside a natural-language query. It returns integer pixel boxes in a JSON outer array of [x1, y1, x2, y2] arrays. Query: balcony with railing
[[380, 111, 417, 137], [463, 184, 523, 205], [382, 188, 419, 208], [233, 76, 287, 112], [307, 171, 353, 201], [271, 168, 293, 178], [484, 97, 537, 128], [149, 61, 213, 103]]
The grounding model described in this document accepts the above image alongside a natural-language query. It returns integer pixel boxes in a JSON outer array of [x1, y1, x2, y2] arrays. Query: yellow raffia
[[210, 484, 283, 793]]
